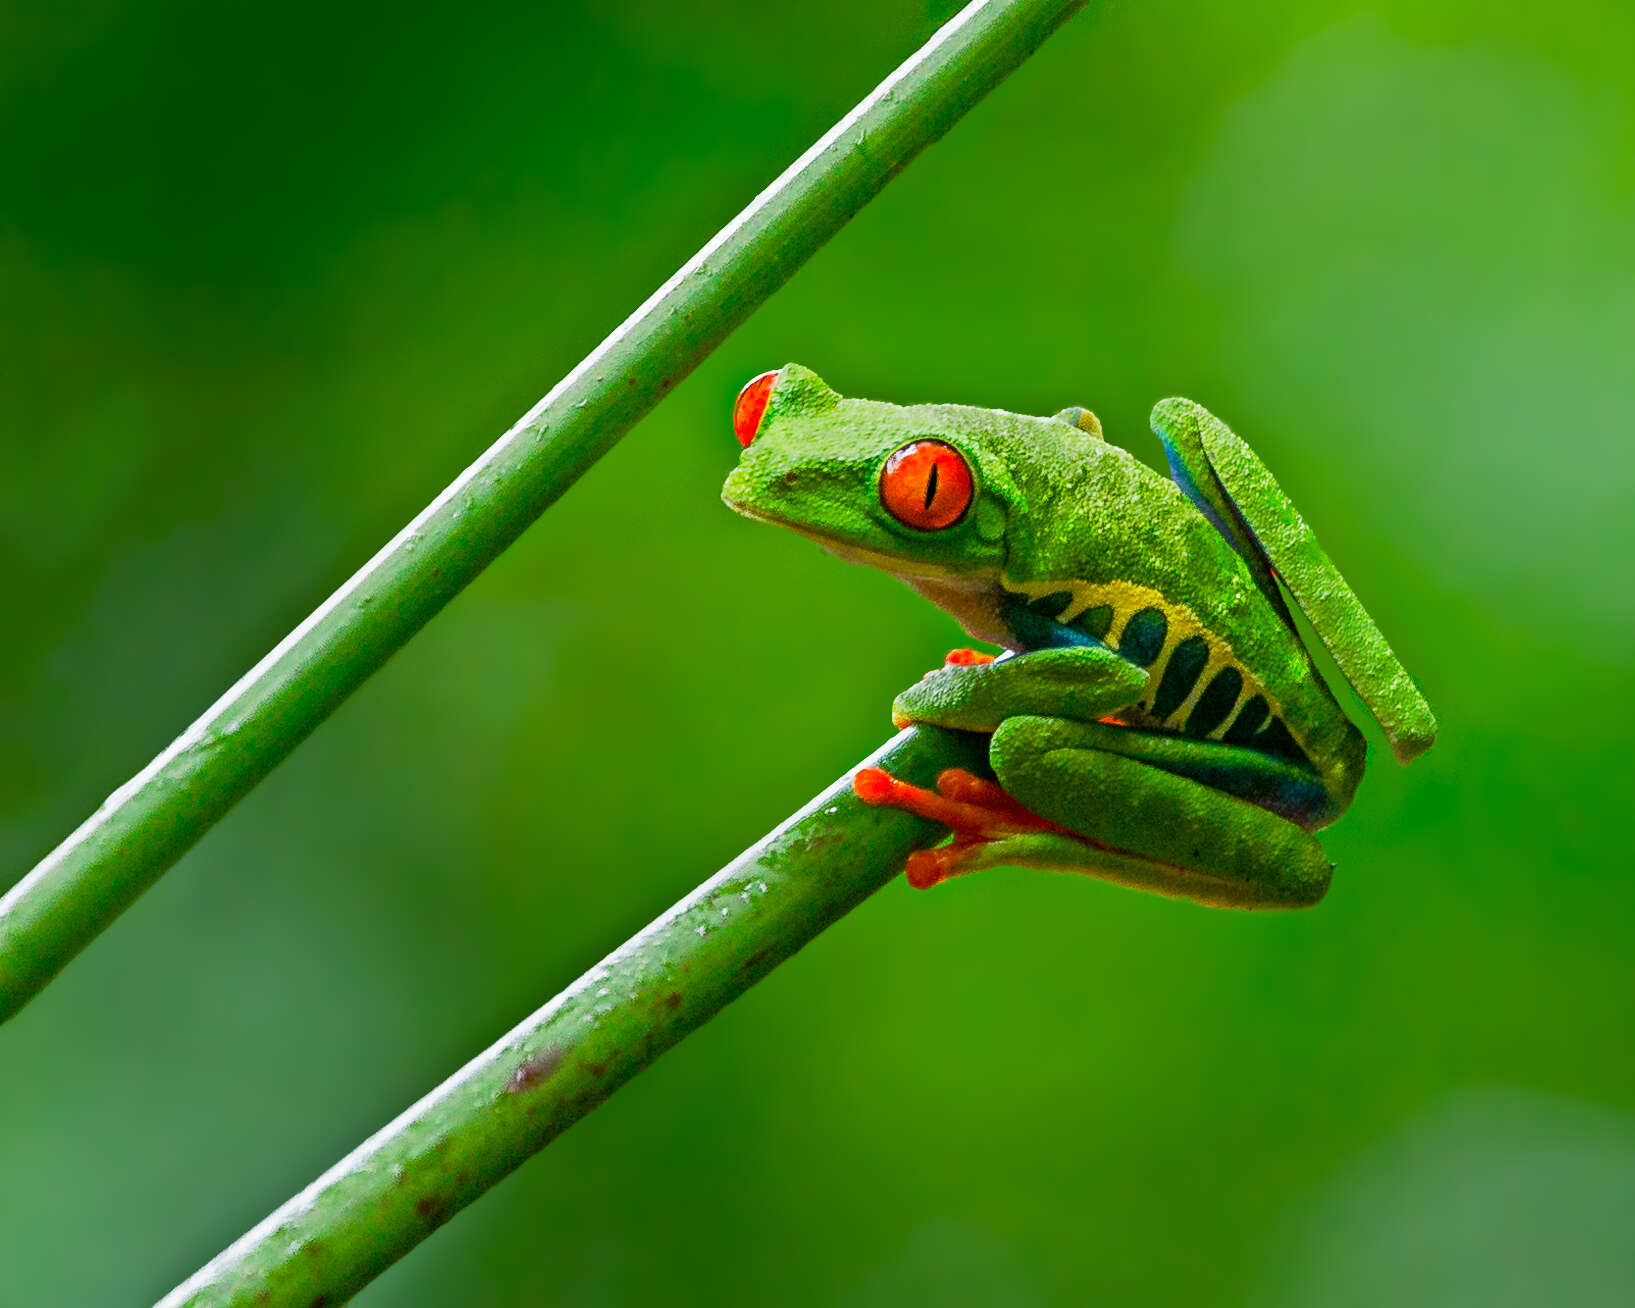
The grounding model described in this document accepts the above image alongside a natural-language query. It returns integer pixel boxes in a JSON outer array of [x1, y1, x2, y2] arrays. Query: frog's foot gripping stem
[[852, 766, 1068, 890]]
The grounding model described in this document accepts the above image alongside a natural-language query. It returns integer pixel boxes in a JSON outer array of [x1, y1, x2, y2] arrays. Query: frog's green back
[[979, 415, 1368, 812]]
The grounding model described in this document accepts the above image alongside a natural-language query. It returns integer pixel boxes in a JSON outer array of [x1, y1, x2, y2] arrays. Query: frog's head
[[721, 364, 1043, 581]]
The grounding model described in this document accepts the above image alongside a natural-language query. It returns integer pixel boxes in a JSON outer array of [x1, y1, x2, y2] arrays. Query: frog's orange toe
[[854, 764, 1069, 868], [855, 764, 1083, 890], [935, 768, 1009, 808], [852, 767, 898, 805], [943, 648, 996, 667], [906, 846, 961, 889], [935, 769, 1060, 828]]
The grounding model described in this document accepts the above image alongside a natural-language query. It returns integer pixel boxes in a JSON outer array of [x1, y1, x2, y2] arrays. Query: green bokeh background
[[5, 1, 1633, 1303]]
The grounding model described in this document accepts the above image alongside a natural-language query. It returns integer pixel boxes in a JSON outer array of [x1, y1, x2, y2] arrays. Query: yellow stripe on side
[[999, 574, 1292, 747]]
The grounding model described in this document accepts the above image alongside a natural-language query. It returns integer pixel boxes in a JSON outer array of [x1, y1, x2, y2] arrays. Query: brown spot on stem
[[506, 1046, 565, 1093], [415, 1195, 450, 1226], [585, 1060, 608, 1078], [666, 991, 682, 1010]]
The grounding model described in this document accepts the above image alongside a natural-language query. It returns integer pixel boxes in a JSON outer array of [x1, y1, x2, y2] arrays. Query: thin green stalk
[[0, 0, 1088, 1025], [157, 725, 988, 1307]]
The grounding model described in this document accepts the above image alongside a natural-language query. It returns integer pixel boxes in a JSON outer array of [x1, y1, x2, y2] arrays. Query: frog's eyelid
[[732, 371, 778, 446]]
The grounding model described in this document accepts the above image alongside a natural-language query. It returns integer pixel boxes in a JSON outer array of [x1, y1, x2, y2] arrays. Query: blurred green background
[[4, 0, 1633, 1303]]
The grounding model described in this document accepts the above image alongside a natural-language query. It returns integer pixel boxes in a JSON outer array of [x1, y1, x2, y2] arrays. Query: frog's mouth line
[[723, 497, 959, 580]]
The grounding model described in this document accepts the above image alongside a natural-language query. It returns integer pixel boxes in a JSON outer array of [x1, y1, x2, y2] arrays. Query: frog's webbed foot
[[852, 766, 1075, 889]]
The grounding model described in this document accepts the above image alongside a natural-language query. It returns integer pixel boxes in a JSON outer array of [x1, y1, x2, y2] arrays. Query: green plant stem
[[157, 725, 988, 1307], [0, 0, 1087, 1025]]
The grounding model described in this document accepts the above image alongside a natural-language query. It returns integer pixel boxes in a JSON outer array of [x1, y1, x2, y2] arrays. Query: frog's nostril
[[733, 371, 778, 446], [783, 470, 800, 486]]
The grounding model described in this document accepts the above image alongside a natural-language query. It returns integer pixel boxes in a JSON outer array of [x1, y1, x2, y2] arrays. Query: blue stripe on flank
[[1118, 607, 1168, 666], [1079, 605, 1113, 640], [1223, 694, 1270, 744], [1199, 757, 1330, 825], [1251, 715, 1311, 768], [1107, 725, 1333, 827], [1002, 593, 1101, 652], [1151, 636, 1208, 720], [1027, 591, 1074, 620], [1160, 449, 1236, 544], [1186, 667, 1243, 737]]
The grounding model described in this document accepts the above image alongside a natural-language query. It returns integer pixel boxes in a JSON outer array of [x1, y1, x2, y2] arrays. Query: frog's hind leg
[[852, 764, 1188, 893], [1057, 720, 1342, 831], [986, 716, 1332, 908]]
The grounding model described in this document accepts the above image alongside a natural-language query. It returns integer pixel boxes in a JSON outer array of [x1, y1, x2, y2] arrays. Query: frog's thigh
[[988, 717, 1332, 908]]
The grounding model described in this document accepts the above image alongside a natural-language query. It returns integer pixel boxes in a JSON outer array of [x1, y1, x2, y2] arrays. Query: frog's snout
[[720, 464, 752, 510], [719, 451, 801, 525]]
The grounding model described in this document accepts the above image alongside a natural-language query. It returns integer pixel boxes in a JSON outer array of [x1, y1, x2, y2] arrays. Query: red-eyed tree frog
[[722, 365, 1437, 909]]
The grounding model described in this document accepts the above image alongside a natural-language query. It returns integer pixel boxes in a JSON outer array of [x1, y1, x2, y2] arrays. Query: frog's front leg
[[858, 645, 1150, 885], [888, 645, 1149, 734]]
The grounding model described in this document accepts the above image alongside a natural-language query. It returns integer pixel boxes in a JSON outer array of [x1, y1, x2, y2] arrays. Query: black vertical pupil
[[923, 461, 939, 510]]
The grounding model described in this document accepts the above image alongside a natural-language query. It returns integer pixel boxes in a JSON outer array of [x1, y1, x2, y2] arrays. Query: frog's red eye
[[733, 371, 778, 446], [879, 440, 973, 530]]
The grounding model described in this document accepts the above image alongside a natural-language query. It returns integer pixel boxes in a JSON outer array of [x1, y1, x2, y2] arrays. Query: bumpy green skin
[[723, 366, 1437, 909]]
